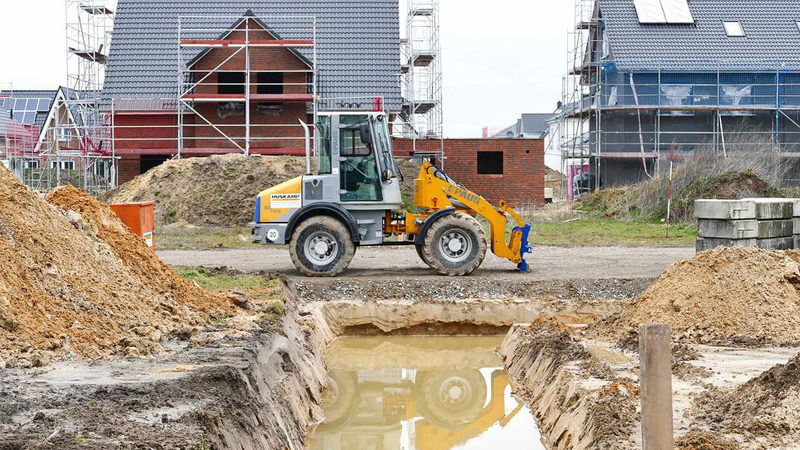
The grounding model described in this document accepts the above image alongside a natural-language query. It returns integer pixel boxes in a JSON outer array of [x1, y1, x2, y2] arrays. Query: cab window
[[316, 115, 332, 174], [339, 115, 382, 202]]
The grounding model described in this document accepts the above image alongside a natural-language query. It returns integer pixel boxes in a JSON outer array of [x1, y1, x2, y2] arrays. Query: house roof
[[519, 113, 552, 138], [598, 0, 800, 71], [490, 113, 553, 139], [0, 90, 57, 133], [103, 0, 403, 111]]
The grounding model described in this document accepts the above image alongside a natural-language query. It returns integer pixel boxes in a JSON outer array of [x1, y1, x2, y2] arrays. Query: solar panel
[[634, 0, 694, 24], [5, 97, 52, 125], [633, 0, 666, 23], [662, 0, 694, 23]]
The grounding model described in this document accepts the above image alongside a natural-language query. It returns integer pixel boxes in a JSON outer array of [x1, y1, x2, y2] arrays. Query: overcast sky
[[0, 0, 572, 138]]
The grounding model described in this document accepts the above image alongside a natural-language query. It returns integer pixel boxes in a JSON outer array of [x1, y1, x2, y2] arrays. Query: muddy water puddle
[[308, 335, 545, 449]]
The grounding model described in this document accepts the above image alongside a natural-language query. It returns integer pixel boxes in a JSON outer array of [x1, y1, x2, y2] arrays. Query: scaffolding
[[559, 0, 596, 198], [559, 0, 800, 197], [400, 0, 444, 165], [0, 2, 116, 195], [176, 14, 317, 157]]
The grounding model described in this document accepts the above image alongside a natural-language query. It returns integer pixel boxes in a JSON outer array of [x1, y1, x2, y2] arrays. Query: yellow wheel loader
[[250, 111, 532, 277]]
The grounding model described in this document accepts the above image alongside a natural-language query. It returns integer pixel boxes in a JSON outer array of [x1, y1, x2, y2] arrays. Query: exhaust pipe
[[299, 119, 311, 175]]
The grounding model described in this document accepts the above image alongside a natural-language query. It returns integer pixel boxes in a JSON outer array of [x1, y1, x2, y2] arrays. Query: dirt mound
[[598, 247, 800, 345], [693, 353, 800, 444], [582, 170, 782, 222], [545, 167, 565, 200], [675, 430, 741, 449], [105, 154, 305, 227], [0, 169, 232, 368]]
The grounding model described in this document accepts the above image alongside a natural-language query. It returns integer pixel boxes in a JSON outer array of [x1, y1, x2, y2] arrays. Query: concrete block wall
[[695, 198, 797, 252]]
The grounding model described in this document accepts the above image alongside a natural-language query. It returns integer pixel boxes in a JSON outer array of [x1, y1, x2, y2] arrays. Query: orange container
[[110, 201, 156, 249]]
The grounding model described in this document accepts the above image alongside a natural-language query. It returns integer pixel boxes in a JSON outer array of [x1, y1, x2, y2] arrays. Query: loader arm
[[413, 162, 532, 272]]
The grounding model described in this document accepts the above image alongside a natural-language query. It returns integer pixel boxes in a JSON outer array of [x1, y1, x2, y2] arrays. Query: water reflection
[[308, 336, 544, 450]]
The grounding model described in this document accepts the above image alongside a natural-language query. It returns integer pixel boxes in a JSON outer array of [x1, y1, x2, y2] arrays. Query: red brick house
[[103, 2, 403, 181]]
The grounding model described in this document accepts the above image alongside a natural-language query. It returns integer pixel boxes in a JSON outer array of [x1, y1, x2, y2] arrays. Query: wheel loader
[[249, 111, 532, 277]]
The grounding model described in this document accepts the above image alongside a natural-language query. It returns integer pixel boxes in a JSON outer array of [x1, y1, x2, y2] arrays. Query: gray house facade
[[562, 0, 800, 187]]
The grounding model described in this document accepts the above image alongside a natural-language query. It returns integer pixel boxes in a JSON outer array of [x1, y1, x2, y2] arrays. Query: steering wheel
[[342, 158, 370, 179]]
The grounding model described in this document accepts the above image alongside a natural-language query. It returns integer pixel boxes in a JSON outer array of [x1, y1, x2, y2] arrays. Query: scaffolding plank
[[251, 94, 314, 102], [181, 93, 313, 103], [69, 48, 107, 64], [180, 39, 314, 48], [79, 4, 114, 15]]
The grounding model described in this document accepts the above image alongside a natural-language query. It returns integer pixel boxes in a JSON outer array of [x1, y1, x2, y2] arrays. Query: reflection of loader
[[414, 370, 522, 450], [312, 368, 520, 450]]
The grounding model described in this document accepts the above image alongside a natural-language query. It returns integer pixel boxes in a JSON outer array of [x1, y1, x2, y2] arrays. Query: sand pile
[[602, 247, 800, 345], [105, 154, 305, 226], [545, 167, 565, 200], [693, 353, 800, 443], [0, 169, 233, 368]]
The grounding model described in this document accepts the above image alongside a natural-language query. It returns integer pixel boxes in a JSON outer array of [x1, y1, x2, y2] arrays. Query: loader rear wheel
[[289, 216, 355, 277], [421, 213, 487, 276]]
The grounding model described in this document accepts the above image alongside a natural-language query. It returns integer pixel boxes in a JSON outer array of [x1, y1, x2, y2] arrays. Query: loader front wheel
[[422, 213, 487, 276], [290, 216, 355, 277]]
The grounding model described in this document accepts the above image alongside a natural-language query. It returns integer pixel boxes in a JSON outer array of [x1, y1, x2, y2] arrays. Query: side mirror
[[358, 123, 372, 145]]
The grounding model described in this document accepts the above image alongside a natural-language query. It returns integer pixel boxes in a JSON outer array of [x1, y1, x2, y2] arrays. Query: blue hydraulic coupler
[[514, 224, 533, 273]]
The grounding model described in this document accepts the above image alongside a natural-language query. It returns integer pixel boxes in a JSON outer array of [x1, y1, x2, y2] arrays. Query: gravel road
[[158, 245, 694, 281]]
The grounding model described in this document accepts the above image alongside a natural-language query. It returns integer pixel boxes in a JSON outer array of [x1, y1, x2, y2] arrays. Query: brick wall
[[114, 114, 177, 153], [118, 155, 140, 184], [393, 138, 544, 207], [188, 19, 309, 151]]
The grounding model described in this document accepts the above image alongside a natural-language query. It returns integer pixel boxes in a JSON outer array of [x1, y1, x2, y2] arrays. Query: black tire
[[421, 213, 487, 276], [316, 371, 357, 432], [417, 369, 488, 430], [415, 243, 433, 268], [289, 216, 355, 277]]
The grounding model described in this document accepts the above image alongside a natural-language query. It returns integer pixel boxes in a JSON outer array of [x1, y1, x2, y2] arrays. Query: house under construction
[[0, 1, 115, 195], [560, 0, 800, 197]]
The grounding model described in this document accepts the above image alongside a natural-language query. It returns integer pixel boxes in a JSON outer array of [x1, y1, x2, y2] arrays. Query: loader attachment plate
[[514, 224, 533, 273]]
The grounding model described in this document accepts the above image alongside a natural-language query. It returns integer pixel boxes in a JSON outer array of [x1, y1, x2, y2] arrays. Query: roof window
[[723, 21, 745, 37]]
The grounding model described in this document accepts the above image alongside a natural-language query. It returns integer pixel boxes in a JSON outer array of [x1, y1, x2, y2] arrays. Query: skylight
[[723, 21, 745, 37]]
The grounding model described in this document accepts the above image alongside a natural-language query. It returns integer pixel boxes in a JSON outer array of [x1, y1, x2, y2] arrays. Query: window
[[723, 21, 745, 37], [339, 115, 382, 202], [257, 72, 283, 95], [477, 151, 503, 175], [218, 72, 245, 95], [57, 126, 70, 142], [51, 160, 75, 170], [316, 115, 332, 174]]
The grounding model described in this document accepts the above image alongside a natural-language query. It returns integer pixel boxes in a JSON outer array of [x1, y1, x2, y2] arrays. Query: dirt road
[[157, 245, 694, 280]]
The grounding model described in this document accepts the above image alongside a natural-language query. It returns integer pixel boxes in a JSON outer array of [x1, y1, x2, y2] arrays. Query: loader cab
[[315, 112, 402, 209]]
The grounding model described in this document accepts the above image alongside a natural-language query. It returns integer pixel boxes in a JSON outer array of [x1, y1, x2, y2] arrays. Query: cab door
[[337, 115, 383, 202]]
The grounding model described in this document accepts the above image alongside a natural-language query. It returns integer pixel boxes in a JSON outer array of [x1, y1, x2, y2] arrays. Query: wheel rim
[[437, 376, 473, 409], [304, 230, 338, 266], [438, 229, 472, 263]]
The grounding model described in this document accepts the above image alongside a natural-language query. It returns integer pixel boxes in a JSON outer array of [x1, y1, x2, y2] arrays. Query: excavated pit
[[0, 275, 638, 449]]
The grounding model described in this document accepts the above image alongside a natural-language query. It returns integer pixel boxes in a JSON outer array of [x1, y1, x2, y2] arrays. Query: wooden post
[[639, 324, 673, 450]]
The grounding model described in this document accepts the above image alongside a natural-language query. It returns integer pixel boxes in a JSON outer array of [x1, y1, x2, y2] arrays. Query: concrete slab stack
[[694, 199, 795, 252]]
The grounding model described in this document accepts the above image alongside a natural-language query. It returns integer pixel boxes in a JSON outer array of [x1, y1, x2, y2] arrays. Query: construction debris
[[693, 353, 800, 445], [0, 167, 233, 367], [598, 247, 800, 346], [105, 154, 305, 226]]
